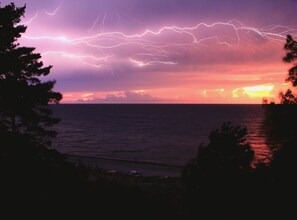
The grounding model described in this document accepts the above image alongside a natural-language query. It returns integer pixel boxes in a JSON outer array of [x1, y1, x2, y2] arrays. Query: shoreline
[[66, 154, 183, 177]]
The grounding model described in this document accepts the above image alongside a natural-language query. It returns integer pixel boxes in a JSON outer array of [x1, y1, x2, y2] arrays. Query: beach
[[66, 154, 183, 177]]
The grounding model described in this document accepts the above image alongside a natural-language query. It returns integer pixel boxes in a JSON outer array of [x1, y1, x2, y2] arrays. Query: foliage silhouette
[[283, 35, 297, 86], [182, 122, 254, 184], [0, 2, 84, 213], [278, 35, 297, 103], [182, 122, 255, 219], [263, 35, 297, 143], [262, 36, 297, 193], [279, 88, 297, 104], [0, 3, 62, 146], [259, 35, 297, 219]]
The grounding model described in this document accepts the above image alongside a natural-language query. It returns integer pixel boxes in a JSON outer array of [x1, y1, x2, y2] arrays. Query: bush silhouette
[[182, 122, 255, 219], [183, 122, 254, 184]]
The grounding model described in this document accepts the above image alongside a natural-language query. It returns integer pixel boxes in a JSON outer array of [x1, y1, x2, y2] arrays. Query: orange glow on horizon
[[243, 84, 274, 98], [59, 65, 289, 104], [60, 83, 279, 104]]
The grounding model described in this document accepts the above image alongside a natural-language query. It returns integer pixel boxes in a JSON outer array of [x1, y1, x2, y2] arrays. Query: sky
[[2, 0, 297, 103]]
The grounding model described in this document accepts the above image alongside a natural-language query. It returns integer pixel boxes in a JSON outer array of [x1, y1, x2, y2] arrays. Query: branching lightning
[[21, 5, 297, 71], [102, 11, 107, 28], [129, 58, 177, 67], [21, 11, 38, 25], [42, 51, 109, 68], [45, 2, 63, 16], [87, 12, 102, 32], [21, 2, 63, 25]]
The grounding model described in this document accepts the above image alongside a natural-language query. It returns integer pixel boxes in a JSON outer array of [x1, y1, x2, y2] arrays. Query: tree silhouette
[[0, 3, 62, 146], [198, 122, 254, 172], [279, 89, 297, 104], [283, 35, 297, 86], [279, 35, 297, 103], [263, 35, 297, 140], [260, 35, 297, 219], [183, 122, 254, 186], [182, 122, 255, 219]]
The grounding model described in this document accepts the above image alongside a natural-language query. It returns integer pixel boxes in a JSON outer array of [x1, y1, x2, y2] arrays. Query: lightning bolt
[[87, 12, 102, 32], [42, 51, 109, 68], [102, 11, 107, 28], [129, 58, 177, 67], [21, 11, 38, 25], [21, 6, 297, 71], [121, 12, 146, 25], [45, 2, 63, 16], [20, 2, 63, 25]]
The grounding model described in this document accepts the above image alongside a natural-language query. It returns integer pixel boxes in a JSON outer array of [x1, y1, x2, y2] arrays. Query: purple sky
[[2, 0, 297, 103]]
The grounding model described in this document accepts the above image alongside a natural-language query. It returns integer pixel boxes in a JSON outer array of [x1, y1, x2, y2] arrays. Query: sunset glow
[[243, 85, 274, 98], [2, 0, 296, 103]]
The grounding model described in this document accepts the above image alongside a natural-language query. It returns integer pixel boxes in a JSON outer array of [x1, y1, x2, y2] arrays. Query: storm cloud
[[1, 0, 296, 103]]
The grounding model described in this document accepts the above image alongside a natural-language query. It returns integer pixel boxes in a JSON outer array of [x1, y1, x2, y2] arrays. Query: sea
[[51, 104, 270, 176]]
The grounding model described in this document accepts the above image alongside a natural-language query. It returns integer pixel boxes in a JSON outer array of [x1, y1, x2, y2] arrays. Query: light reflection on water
[[244, 119, 272, 164], [51, 104, 271, 167]]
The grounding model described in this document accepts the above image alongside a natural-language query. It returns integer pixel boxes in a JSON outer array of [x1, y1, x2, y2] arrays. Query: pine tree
[[283, 35, 297, 86], [280, 35, 297, 104], [0, 3, 62, 146]]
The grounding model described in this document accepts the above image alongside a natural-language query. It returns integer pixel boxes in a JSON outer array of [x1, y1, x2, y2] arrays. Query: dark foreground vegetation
[[1, 2, 297, 219]]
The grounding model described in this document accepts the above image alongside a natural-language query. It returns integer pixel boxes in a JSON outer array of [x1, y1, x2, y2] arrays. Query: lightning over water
[[6, 0, 297, 103], [22, 15, 297, 70]]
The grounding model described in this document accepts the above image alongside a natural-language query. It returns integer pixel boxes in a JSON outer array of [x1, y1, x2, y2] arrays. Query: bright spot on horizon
[[82, 93, 94, 97], [134, 90, 145, 93], [243, 85, 274, 98]]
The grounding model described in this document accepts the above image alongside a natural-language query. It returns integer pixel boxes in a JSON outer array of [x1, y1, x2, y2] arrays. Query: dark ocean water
[[51, 104, 270, 170]]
